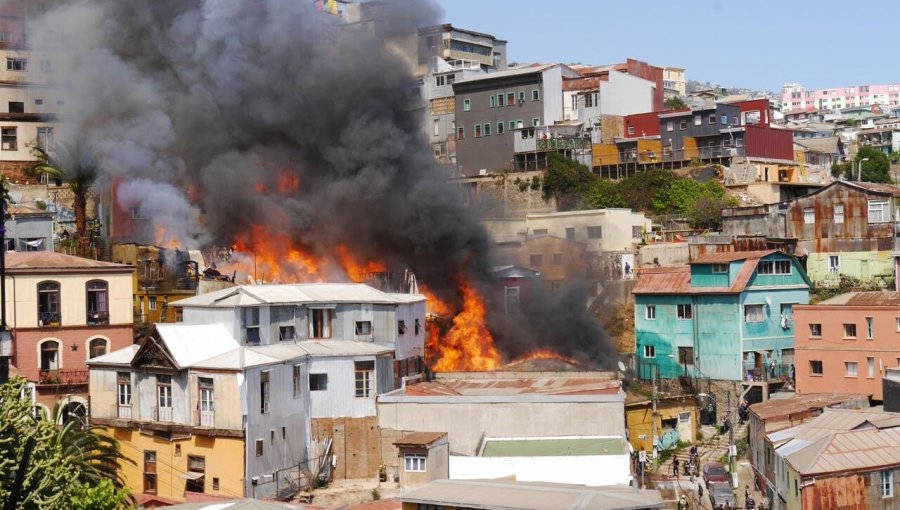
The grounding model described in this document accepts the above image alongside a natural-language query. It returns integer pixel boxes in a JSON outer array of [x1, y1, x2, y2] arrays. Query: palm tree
[[28, 143, 98, 257], [49, 405, 131, 492]]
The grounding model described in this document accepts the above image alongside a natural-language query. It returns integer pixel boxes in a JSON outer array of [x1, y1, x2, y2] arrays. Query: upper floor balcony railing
[[153, 406, 174, 422], [38, 369, 88, 386], [39, 312, 61, 328], [87, 311, 110, 326], [110, 404, 132, 420], [199, 410, 214, 428]]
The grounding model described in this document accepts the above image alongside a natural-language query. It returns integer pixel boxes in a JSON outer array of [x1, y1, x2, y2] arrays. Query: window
[[292, 365, 303, 397], [309, 308, 333, 339], [1, 127, 15, 150], [243, 307, 260, 344], [505, 286, 519, 312], [148, 296, 158, 311], [86, 280, 109, 324], [834, 204, 844, 224], [845, 361, 858, 377], [117, 372, 131, 406], [497, 121, 504, 134], [131, 207, 146, 220], [186, 455, 206, 493], [646, 305, 656, 320], [497, 94, 505, 107], [432, 118, 439, 137], [694, 115, 701, 126], [808, 360, 824, 375], [712, 264, 728, 273], [255, 439, 263, 457], [627, 126, 635, 135], [678, 346, 694, 366], [398, 320, 407, 335], [260, 371, 270, 413], [565, 227, 575, 240], [6, 58, 25, 71], [666, 121, 674, 132], [463, 98, 470, 112], [310, 373, 327, 391], [39, 340, 60, 370], [868, 200, 890, 223], [0, 31, 9, 42], [721, 114, 729, 125], [355, 321, 372, 335], [745, 304, 765, 323], [829, 255, 840, 274], [529, 254, 542, 267], [354, 360, 375, 398], [882, 470, 893, 497], [844, 323, 857, 338], [89, 338, 107, 359], [18, 237, 44, 251], [483, 123, 491, 136], [415, 319, 421, 335], [199, 377, 214, 423], [803, 207, 815, 225], [489, 95, 495, 108], [506, 92, 515, 105], [643, 345, 656, 358], [677, 304, 692, 320], [279, 326, 295, 341], [7, 101, 22, 113], [553, 253, 562, 265], [532, 117, 540, 127], [456, 126, 464, 140], [587, 226, 602, 239], [709, 114, 716, 124], [869, 356, 876, 378], [867, 317, 874, 339], [758, 260, 791, 275], [212, 478, 220, 491], [518, 91, 525, 103], [405, 454, 426, 472], [434, 75, 445, 87], [508, 120, 516, 130], [809, 323, 822, 337], [679, 120, 687, 130], [144, 451, 157, 493], [38, 281, 60, 326], [532, 89, 540, 101], [474, 124, 482, 138]]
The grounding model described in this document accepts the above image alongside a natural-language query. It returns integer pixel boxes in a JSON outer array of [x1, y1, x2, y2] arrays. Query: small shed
[[393, 432, 448, 489]]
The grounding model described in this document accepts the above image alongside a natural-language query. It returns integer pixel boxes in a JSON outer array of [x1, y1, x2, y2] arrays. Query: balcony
[[38, 312, 61, 328], [87, 311, 110, 326], [38, 369, 88, 386], [111, 404, 132, 420], [742, 362, 791, 383], [153, 406, 174, 422]]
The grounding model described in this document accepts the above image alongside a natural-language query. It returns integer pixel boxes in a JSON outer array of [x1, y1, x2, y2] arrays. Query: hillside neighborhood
[[2, 1, 900, 510]]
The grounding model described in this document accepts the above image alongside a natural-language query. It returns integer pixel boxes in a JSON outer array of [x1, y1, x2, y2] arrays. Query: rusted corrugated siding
[[804, 474, 869, 510], [745, 124, 794, 161]]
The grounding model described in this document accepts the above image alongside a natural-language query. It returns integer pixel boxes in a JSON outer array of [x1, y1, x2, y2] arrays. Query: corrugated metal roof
[[161, 499, 311, 509], [749, 393, 868, 421], [5, 251, 133, 272], [690, 250, 777, 264], [480, 436, 626, 457], [816, 291, 900, 307], [398, 479, 663, 510], [398, 376, 620, 397], [453, 64, 555, 85], [175, 283, 424, 308], [86, 345, 140, 366], [633, 253, 769, 295], [393, 432, 447, 447], [845, 181, 900, 197], [794, 136, 839, 154], [788, 427, 900, 476], [156, 323, 240, 368]]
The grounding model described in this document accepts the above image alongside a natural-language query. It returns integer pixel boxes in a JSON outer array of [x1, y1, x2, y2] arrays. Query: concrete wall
[[449, 453, 631, 486], [525, 209, 650, 253], [636, 243, 690, 267], [6, 271, 134, 328], [377, 398, 625, 457], [598, 70, 654, 116], [806, 250, 893, 286]]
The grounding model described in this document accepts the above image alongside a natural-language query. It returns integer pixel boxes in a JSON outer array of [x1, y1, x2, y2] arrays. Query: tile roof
[[398, 479, 663, 510], [749, 393, 869, 421], [816, 291, 900, 306], [393, 432, 447, 447], [4, 251, 134, 273]]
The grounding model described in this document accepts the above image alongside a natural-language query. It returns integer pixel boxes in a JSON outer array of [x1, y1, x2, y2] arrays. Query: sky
[[432, 0, 900, 93]]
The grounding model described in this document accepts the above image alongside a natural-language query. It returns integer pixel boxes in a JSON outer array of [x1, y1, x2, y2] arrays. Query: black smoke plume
[[27, 0, 615, 368]]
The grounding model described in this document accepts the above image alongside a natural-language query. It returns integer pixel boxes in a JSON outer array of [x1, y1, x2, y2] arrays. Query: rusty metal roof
[[393, 432, 447, 447], [843, 181, 900, 196], [633, 254, 764, 295], [749, 393, 869, 421], [398, 376, 620, 397], [788, 427, 900, 476], [690, 250, 777, 264], [816, 291, 900, 307], [5, 251, 134, 273]]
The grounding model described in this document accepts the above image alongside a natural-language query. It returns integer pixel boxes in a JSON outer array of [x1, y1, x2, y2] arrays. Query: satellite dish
[[617, 361, 626, 372]]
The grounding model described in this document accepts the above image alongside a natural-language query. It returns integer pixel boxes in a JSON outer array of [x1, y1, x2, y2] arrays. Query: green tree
[[664, 96, 688, 110], [853, 147, 891, 183], [27, 143, 99, 257], [617, 169, 679, 212], [68, 479, 131, 510], [585, 178, 625, 209], [541, 152, 597, 210], [0, 377, 132, 509]]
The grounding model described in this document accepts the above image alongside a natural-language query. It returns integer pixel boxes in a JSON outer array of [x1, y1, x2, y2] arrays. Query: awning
[[178, 471, 204, 481]]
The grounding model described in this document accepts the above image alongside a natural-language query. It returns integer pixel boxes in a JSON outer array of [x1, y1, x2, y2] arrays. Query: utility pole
[[728, 389, 736, 483], [651, 364, 659, 470], [0, 183, 11, 384]]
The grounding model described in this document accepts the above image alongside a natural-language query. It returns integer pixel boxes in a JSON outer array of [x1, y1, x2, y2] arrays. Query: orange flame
[[224, 225, 326, 283], [154, 224, 181, 250], [335, 245, 386, 282], [277, 171, 300, 193], [425, 279, 501, 372], [510, 349, 580, 366]]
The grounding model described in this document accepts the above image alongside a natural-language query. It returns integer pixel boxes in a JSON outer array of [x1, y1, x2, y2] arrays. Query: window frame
[[587, 226, 602, 239], [645, 305, 656, 320], [144, 451, 158, 493], [833, 203, 844, 224], [260, 370, 270, 414], [643, 345, 656, 358], [0, 126, 16, 150], [39, 339, 60, 371], [676, 304, 693, 320], [88, 337, 108, 359], [809, 323, 822, 337], [866, 317, 874, 339], [883, 470, 894, 498], [744, 304, 765, 323], [354, 360, 375, 398], [844, 323, 857, 338], [309, 373, 328, 391], [404, 454, 426, 472], [678, 346, 694, 366], [292, 365, 303, 398], [355, 320, 373, 336], [532, 89, 540, 101], [809, 360, 823, 376], [86, 279, 109, 325], [37, 280, 61, 327], [117, 371, 132, 406], [463, 98, 470, 112], [803, 207, 815, 225], [711, 264, 728, 274], [868, 200, 890, 224], [845, 361, 858, 377]]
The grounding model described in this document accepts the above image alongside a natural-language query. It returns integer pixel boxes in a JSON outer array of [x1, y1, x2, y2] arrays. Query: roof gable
[[132, 333, 180, 371]]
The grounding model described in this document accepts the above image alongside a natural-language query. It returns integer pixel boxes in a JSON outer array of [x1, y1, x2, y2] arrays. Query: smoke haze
[[26, 0, 615, 368]]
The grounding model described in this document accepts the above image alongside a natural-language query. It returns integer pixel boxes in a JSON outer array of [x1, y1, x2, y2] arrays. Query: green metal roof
[[481, 437, 626, 457]]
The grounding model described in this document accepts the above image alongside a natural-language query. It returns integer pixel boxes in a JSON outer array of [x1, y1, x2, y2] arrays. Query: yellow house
[[625, 393, 698, 453]]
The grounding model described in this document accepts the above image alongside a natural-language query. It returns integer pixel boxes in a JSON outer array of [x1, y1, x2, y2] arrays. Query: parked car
[[703, 461, 729, 488], [709, 481, 736, 509]]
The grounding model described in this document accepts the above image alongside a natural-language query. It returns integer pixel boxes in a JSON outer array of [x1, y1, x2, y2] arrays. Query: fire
[[510, 349, 580, 366], [276, 170, 300, 193], [335, 245, 386, 282], [225, 225, 326, 283], [154, 224, 181, 250], [426, 279, 501, 372]]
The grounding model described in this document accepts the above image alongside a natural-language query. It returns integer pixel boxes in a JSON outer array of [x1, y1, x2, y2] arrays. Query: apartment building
[[782, 82, 900, 112], [663, 66, 686, 98]]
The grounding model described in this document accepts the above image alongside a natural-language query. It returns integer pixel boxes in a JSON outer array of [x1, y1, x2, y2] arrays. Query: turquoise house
[[633, 251, 811, 381]]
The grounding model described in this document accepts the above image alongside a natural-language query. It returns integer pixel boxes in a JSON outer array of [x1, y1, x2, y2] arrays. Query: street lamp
[[858, 157, 870, 180]]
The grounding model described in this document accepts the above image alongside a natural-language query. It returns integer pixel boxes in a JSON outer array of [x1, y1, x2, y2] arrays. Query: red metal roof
[[5, 251, 135, 273], [633, 252, 771, 295], [815, 291, 900, 307], [393, 432, 447, 447], [749, 393, 868, 421], [632, 266, 691, 294], [846, 181, 900, 197]]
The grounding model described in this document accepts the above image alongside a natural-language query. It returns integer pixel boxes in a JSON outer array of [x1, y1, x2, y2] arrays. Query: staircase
[[656, 420, 749, 478]]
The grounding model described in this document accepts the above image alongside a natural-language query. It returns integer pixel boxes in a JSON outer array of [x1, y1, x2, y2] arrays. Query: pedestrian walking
[[677, 494, 690, 510], [672, 456, 680, 477]]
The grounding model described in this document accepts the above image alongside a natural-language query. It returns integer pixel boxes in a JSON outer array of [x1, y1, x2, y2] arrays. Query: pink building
[[794, 291, 900, 402], [782, 82, 900, 112]]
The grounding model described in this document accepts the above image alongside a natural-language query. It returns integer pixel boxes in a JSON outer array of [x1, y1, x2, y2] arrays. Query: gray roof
[[480, 436, 627, 457], [453, 64, 556, 85], [399, 479, 663, 510], [794, 136, 839, 154], [174, 283, 424, 308]]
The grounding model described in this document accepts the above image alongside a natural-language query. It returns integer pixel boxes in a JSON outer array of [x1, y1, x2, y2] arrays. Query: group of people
[[671, 445, 701, 479]]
